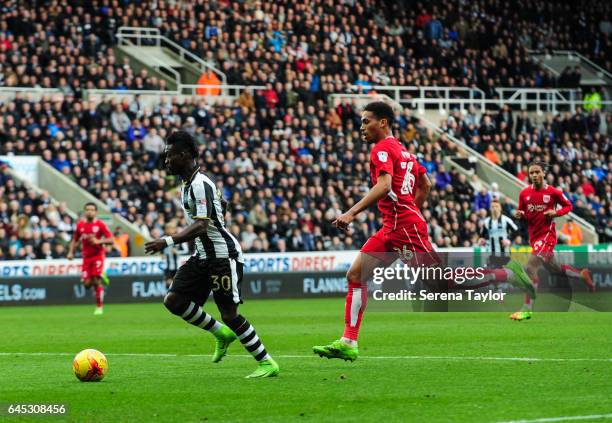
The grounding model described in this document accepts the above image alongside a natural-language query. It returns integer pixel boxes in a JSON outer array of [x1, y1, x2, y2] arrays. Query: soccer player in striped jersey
[[480, 199, 518, 265], [145, 131, 279, 378], [511, 161, 595, 321]]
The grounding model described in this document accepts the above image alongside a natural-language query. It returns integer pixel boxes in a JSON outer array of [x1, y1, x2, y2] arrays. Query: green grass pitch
[[1, 298, 611, 422]]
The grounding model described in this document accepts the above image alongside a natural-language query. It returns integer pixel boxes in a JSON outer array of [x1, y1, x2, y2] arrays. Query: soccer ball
[[73, 349, 109, 382]]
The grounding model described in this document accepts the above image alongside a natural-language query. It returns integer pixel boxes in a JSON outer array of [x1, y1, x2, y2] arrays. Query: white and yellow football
[[73, 349, 109, 382]]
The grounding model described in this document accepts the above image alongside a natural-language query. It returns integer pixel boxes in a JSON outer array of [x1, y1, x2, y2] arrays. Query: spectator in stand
[[435, 165, 452, 190], [560, 218, 584, 245], [4, 0, 610, 98], [113, 227, 130, 258], [474, 187, 492, 211]]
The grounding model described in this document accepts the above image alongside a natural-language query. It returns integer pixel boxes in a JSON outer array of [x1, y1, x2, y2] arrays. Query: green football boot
[[509, 310, 533, 321], [101, 272, 110, 286], [245, 358, 280, 378], [505, 260, 536, 300], [313, 339, 359, 362], [211, 325, 237, 363]]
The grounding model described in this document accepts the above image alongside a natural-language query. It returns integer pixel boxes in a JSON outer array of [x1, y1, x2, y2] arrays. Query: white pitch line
[[495, 413, 612, 423], [0, 352, 611, 363]]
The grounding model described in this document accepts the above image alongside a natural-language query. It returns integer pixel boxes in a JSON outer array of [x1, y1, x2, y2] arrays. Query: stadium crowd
[[2, 87, 610, 261], [1, 0, 610, 96], [0, 163, 74, 260], [0, 90, 515, 258], [0, 0, 611, 260]]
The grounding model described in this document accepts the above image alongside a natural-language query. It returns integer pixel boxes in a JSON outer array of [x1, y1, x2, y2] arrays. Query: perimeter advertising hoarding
[[0, 271, 348, 306]]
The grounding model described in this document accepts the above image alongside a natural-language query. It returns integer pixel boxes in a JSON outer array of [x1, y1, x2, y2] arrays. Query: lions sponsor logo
[[534, 240, 544, 250], [93, 226, 99, 233], [543, 195, 550, 203], [377, 151, 388, 163]]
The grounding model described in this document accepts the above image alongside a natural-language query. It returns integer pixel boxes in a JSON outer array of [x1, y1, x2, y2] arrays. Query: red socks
[[342, 281, 368, 341], [95, 285, 104, 308], [524, 276, 539, 309], [560, 264, 582, 279]]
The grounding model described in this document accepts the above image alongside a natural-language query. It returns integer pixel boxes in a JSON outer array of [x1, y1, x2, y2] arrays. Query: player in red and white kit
[[511, 161, 595, 321], [312, 101, 440, 361], [67, 203, 114, 315]]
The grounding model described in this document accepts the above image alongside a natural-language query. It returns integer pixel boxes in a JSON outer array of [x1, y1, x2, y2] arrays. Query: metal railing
[[0, 85, 608, 115], [83, 84, 266, 100], [350, 85, 485, 104], [0, 87, 63, 102], [116, 27, 226, 86], [494, 88, 582, 110], [346, 86, 599, 114], [178, 84, 265, 96], [405, 98, 612, 115]]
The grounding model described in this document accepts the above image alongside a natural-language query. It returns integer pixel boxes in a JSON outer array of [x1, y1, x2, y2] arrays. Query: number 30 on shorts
[[211, 275, 231, 292]]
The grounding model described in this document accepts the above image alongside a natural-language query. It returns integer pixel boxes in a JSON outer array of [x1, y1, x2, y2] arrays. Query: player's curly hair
[[528, 160, 549, 172], [363, 101, 395, 126], [165, 130, 199, 159]]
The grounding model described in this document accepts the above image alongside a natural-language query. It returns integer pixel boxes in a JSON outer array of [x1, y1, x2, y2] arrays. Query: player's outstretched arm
[[333, 173, 392, 230], [414, 174, 432, 209], [67, 237, 78, 260], [90, 237, 115, 246], [514, 191, 526, 219], [552, 189, 573, 217], [144, 219, 209, 255]]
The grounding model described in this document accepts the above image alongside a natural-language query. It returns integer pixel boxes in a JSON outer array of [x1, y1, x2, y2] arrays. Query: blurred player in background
[[162, 222, 190, 288], [67, 203, 114, 315], [479, 199, 518, 301], [511, 161, 595, 321], [480, 199, 518, 266]]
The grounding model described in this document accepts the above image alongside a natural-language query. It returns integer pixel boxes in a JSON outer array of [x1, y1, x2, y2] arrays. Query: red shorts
[[360, 222, 440, 266], [531, 237, 556, 261], [82, 256, 105, 281]]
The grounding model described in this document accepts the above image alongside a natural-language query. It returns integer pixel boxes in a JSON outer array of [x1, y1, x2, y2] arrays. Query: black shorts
[[169, 256, 244, 307], [164, 269, 177, 279]]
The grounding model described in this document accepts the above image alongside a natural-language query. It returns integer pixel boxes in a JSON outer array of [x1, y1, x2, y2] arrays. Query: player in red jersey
[[312, 101, 441, 361], [511, 161, 595, 321], [312, 103, 534, 360], [67, 203, 114, 315]]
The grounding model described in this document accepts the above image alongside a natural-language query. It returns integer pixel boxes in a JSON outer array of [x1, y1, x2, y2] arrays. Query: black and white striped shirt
[[181, 171, 243, 262], [480, 215, 517, 256]]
